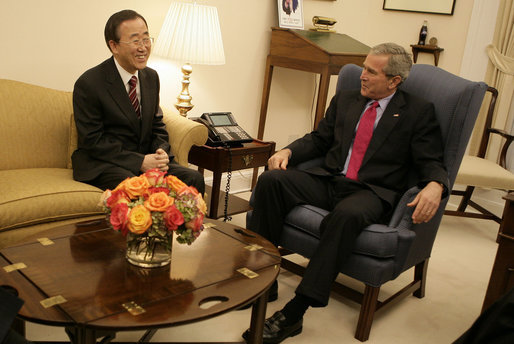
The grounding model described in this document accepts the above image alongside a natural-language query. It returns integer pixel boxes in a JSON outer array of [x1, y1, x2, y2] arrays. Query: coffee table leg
[[247, 289, 269, 344], [65, 326, 115, 344]]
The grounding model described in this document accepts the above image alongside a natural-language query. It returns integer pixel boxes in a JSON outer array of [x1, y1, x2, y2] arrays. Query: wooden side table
[[482, 192, 514, 311], [188, 140, 276, 219]]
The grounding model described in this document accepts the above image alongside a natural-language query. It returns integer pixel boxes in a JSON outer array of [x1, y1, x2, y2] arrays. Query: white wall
[[0, 0, 481, 149]]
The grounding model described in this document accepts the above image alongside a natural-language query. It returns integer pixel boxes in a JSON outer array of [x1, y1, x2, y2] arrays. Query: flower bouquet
[[100, 169, 207, 267]]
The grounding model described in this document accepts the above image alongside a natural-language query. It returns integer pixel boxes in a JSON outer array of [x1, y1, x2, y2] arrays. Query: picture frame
[[278, 0, 304, 30], [383, 0, 456, 15]]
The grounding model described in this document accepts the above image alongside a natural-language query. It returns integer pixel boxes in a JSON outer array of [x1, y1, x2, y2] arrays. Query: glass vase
[[125, 231, 173, 268]]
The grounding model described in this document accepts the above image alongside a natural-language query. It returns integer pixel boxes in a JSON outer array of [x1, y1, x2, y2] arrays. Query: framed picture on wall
[[278, 0, 304, 29], [383, 0, 455, 15]]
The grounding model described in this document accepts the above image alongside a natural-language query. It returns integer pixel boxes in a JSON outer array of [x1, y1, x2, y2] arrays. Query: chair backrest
[[336, 64, 488, 191]]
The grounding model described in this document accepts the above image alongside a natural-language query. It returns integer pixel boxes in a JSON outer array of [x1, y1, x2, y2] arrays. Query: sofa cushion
[[0, 168, 103, 231]]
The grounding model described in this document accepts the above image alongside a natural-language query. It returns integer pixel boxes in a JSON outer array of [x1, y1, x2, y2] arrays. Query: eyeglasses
[[118, 37, 154, 47]]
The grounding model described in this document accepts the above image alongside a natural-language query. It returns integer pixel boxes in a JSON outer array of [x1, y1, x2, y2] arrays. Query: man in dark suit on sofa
[[72, 9, 204, 194], [243, 43, 448, 343]]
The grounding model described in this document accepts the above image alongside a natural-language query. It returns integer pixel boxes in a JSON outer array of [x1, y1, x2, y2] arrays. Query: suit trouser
[[89, 160, 205, 195], [248, 169, 386, 307]]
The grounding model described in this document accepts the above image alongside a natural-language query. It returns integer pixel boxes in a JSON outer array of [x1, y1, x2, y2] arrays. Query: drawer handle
[[242, 154, 254, 167]]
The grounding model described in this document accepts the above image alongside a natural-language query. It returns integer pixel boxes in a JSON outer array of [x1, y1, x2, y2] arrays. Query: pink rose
[[144, 168, 167, 186], [164, 205, 185, 230], [144, 187, 170, 198], [106, 189, 130, 209], [186, 214, 204, 233], [110, 203, 130, 235], [177, 185, 199, 197]]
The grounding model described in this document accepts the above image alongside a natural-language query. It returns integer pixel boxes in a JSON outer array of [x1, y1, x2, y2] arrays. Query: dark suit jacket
[[286, 89, 448, 208], [72, 57, 172, 182]]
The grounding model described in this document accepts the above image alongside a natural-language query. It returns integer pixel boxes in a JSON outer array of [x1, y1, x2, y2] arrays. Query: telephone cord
[[223, 144, 232, 222]]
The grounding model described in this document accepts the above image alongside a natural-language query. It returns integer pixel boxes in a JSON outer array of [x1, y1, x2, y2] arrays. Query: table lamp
[[153, 1, 225, 117]]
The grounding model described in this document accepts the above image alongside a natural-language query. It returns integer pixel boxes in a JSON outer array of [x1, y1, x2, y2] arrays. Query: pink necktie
[[346, 101, 379, 181], [128, 76, 141, 119]]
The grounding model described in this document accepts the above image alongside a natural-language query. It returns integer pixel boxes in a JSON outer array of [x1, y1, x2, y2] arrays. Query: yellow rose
[[124, 175, 150, 199], [127, 205, 152, 234], [166, 175, 187, 193], [144, 192, 174, 212]]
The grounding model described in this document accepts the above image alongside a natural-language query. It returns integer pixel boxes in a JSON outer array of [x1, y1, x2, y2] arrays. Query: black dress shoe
[[237, 280, 278, 310], [242, 311, 303, 343]]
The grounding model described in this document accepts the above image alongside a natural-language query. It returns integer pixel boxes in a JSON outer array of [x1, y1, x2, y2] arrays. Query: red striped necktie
[[128, 75, 141, 119], [346, 101, 379, 181]]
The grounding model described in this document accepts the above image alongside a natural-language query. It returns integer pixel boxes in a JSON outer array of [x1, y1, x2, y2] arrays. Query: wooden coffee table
[[0, 219, 280, 344]]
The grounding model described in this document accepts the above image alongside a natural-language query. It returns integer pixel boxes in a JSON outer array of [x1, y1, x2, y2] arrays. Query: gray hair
[[370, 43, 412, 83]]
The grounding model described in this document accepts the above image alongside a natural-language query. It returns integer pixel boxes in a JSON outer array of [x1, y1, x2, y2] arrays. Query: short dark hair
[[370, 43, 412, 84], [104, 10, 148, 51]]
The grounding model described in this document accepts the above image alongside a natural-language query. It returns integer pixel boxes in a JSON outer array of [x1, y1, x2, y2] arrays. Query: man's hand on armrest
[[407, 181, 443, 224], [268, 149, 292, 171]]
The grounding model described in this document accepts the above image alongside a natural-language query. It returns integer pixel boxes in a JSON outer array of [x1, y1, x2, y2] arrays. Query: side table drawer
[[222, 150, 270, 170]]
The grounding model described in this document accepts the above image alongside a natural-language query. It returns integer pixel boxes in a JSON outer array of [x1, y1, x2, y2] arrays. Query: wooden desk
[[482, 192, 514, 311], [257, 27, 370, 139], [188, 140, 276, 219]]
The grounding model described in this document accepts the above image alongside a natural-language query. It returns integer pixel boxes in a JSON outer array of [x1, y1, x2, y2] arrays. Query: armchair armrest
[[161, 108, 208, 167], [488, 128, 514, 168]]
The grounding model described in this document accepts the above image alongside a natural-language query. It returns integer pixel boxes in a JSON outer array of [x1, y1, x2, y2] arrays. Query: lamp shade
[[153, 2, 225, 65]]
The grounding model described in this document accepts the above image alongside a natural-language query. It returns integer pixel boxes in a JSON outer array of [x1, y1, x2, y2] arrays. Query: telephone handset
[[194, 112, 253, 147]]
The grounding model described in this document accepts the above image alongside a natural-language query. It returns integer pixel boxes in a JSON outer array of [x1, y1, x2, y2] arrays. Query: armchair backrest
[[336, 64, 488, 191]]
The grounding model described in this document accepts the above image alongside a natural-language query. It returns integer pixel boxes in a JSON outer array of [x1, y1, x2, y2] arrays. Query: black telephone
[[194, 112, 253, 147]]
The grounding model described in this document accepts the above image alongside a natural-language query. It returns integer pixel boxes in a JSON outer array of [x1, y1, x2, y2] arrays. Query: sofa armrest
[[161, 108, 208, 167]]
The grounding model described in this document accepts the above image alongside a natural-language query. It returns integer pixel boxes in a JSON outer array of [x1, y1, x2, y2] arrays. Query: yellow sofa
[[0, 79, 207, 248]]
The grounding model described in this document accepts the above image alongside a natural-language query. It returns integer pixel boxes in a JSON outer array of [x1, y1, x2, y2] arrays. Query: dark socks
[[281, 294, 313, 324]]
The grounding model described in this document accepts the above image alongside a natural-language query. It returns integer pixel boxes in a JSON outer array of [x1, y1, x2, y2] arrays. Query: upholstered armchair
[[247, 64, 488, 341]]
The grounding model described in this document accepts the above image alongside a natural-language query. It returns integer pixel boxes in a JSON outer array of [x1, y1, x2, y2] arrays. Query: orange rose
[[124, 175, 150, 199], [144, 168, 167, 186], [127, 205, 152, 234], [166, 175, 187, 193], [144, 191, 174, 212], [113, 178, 128, 192]]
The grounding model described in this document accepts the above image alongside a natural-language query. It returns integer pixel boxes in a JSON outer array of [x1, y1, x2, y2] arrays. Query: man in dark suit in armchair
[[243, 43, 448, 343], [72, 10, 204, 194]]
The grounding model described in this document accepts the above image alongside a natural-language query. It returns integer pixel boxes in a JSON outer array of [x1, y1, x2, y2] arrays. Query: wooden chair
[[445, 87, 514, 230]]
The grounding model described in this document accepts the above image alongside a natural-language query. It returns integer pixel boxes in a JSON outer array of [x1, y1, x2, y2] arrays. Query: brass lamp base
[[175, 63, 194, 117]]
